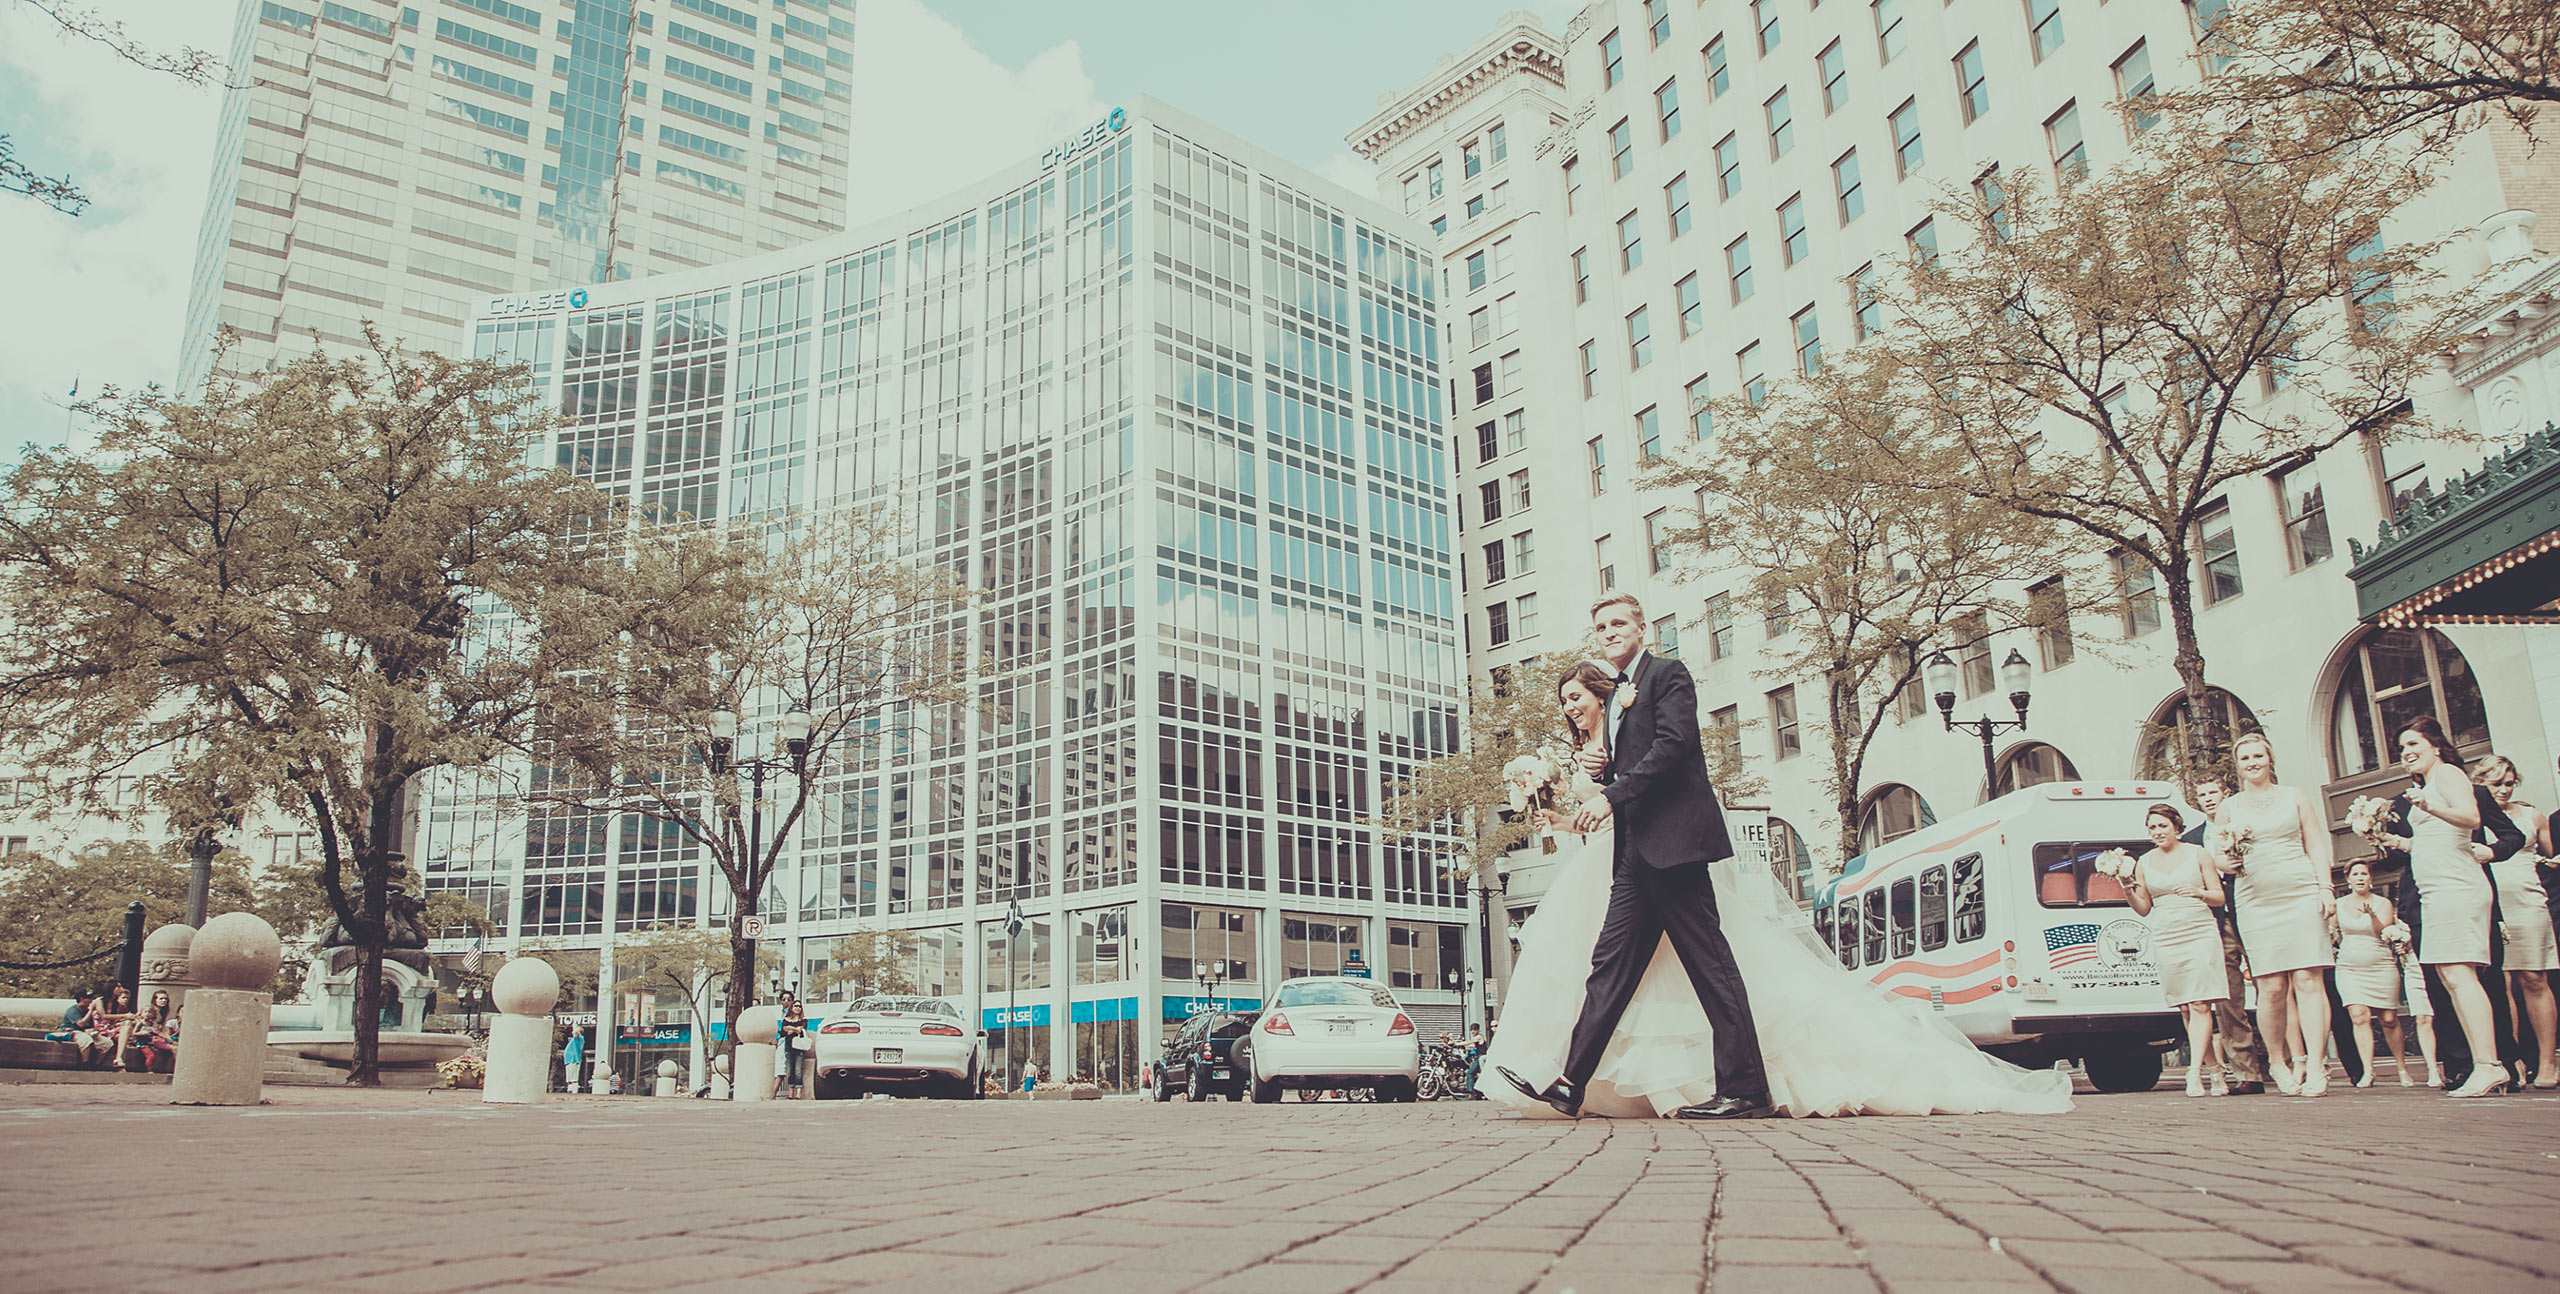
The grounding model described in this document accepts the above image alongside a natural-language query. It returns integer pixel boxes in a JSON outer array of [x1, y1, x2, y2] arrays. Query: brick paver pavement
[[2, 1083, 2555, 1293]]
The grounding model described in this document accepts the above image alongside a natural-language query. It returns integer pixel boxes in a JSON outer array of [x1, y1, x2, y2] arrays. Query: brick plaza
[[2, 1083, 2554, 1293]]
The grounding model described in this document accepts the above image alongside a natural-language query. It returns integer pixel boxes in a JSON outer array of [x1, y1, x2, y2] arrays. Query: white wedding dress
[[1484, 774, 2074, 1119]]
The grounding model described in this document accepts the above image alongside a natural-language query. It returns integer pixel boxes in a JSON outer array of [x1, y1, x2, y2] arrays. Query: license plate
[[1212, 1069, 1229, 1079], [873, 1048, 902, 1063], [1328, 1022, 1354, 1035]]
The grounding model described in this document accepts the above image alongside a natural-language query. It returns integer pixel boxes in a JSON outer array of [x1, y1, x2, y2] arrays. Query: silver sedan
[[808, 996, 987, 1100]]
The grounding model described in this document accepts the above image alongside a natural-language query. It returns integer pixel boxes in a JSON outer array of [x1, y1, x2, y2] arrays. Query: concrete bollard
[[139, 923, 198, 1017], [655, 1058, 679, 1098], [709, 1053, 732, 1100], [481, 958, 560, 1106], [734, 1005, 780, 1103], [169, 913, 280, 1106]]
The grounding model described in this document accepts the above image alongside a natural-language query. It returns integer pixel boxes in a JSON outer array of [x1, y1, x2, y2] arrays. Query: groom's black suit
[[1561, 651, 1771, 1103]]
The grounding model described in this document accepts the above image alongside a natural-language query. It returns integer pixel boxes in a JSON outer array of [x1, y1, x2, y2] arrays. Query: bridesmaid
[[2124, 803, 2225, 1096], [2332, 861, 2413, 1087], [2474, 755, 2556, 1087], [2207, 733, 2336, 1096], [2395, 716, 2504, 1097]]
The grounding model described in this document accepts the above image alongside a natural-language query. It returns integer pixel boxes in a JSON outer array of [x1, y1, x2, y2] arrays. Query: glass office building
[[178, 0, 853, 391], [447, 100, 1469, 1089]]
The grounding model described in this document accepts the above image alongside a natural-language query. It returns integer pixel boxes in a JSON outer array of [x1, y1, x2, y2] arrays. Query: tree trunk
[[724, 914, 754, 1063], [349, 854, 384, 1086], [1828, 670, 1862, 869], [2158, 555, 2227, 784]]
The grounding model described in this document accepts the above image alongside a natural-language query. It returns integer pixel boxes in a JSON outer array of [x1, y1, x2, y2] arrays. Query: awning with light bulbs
[[2349, 424, 2560, 627]]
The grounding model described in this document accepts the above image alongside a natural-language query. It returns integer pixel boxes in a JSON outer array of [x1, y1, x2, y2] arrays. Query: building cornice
[[1348, 19, 1566, 161]]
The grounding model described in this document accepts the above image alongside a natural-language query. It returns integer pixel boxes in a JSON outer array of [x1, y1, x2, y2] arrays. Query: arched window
[[2137, 687, 2260, 781], [2324, 628, 2492, 779], [1995, 742, 2079, 796], [1768, 817, 1816, 903], [1856, 785, 1935, 855]]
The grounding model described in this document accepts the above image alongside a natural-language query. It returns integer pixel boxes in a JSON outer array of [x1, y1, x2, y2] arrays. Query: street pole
[[1007, 938, 1017, 1092], [184, 829, 215, 930]]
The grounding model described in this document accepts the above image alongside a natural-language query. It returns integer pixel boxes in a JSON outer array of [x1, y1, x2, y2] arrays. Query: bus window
[[1812, 906, 1834, 956], [1952, 852, 1985, 942], [1862, 889, 1888, 966], [1889, 878, 1916, 959], [1836, 905, 1860, 969], [2034, 841, 2145, 908], [1918, 865, 1949, 951]]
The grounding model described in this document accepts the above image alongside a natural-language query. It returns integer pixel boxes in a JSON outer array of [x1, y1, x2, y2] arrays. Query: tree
[[607, 923, 777, 1053], [1855, 111, 2458, 783], [522, 512, 969, 1057], [0, 337, 709, 1082], [805, 929, 919, 1003], [0, 839, 286, 998], [2161, 0, 2559, 151], [4, 1, 226, 215], [1650, 352, 2111, 865]]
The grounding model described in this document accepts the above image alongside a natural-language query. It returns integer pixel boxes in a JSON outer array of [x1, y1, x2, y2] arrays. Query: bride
[[1483, 660, 2074, 1118]]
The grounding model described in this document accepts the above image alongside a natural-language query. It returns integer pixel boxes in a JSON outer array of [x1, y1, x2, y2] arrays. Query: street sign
[[740, 915, 765, 938], [1003, 899, 1025, 938], [1340, 966, 1372, 979]]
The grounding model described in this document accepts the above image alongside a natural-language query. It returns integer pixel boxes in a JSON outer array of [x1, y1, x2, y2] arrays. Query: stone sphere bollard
[[655, 1058, 679, 1098], [170, 912, 280, 1106], [481, 957, 560, 1106], [734, 1005, 780, 1103], [139, 922, 199, 1018]]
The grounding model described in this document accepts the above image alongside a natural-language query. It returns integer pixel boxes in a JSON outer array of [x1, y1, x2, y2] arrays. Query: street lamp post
[[1194, 960, 1227, 1012], [1925, 647, 2035, 796], [704, 706, 812, 1038], [1471, 865, 1508, 1034]]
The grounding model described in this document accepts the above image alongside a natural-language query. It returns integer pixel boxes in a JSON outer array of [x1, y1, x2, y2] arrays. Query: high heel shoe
[[2209, 1069, 2229, 1097], [2535, 1069, 2559, 1090], [2270, 1060, 2302, 1096], [2449, 1069, 2509, 1099], [2354, 1071, 2374, 1089], [2428, 1064, 2443, 1088], [2301, 1064, 2328, 1098], [2398, 1066, 2414, 1088], [2186, 1066, 2207, 1097]]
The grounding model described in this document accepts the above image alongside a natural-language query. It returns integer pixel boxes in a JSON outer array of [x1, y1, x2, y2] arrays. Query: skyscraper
[[446, 98, 1470, 1090], [176, 0, 853, 391]]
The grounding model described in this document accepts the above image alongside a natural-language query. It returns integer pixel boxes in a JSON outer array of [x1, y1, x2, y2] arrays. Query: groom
[[1502, 594, 1773, 1119]]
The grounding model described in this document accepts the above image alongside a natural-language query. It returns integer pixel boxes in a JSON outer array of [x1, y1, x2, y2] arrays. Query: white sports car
[[1245, 977, 1422, 1103], [808, 996, 987, 1100]]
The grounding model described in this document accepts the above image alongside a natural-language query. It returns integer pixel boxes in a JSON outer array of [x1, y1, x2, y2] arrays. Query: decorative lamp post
[[1194, 960, 1227, 1012], [460, 983, 487, 1037], [1927, 647, 2034, 796]]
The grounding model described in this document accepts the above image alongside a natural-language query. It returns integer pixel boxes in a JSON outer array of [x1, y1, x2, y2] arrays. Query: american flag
[[461, 933, 486, 973], [2046, 924, 2100, 969]]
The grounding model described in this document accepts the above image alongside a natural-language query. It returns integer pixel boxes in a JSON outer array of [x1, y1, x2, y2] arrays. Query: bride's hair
[[1555, 660, 1619, 746]]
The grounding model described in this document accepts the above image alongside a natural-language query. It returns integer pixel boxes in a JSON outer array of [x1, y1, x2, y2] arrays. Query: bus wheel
[[2084, 1045, 2164, 1094]]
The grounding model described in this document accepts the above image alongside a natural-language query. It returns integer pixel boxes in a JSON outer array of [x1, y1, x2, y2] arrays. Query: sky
[[0, 0, 1572, 457]]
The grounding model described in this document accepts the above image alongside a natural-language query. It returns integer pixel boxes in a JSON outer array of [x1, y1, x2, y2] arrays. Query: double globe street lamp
[[706, 707, 812, 1007], [1924, 647, 2034, 796]]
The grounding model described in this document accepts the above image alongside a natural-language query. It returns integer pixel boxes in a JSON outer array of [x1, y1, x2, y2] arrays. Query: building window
[[1483, 539, 1508, 584], [1890, 98, 1923, 176], [1462, 138, 1483, 179], [1468, 307, 1492, 349], [1602, 27, 1624, 86], [1478, 479, 1502, 524], [1588, 436, 1609, 495], [1769, 686, 1801, 759], [1997, 742, 2080, 795], [1851, 263, 1883, 339], [1779, 193, 1808, 264], [1955, 40, 1989, 123], [1726, 234, 1755, 302], [1974, 167, 2011, 241], [1490, 236, 1514, 280], [1705, 35, 1731, 97], [1715, 132, 1743, 199], [1685, 374, 1714, 440], [1509, 472, 1534, 515], [1873, 0, 1907, 60], [1764, 590, 1795, 639], [1427, 158, 1443, 197], [2189, 0, 2234, 73], [1954, 612, 1993, 696], [2278, 464, 2333, 569], [2115, 41, 2159, 132], [1770, 818, 1815, 902], [1644, 0, 1670, 46], [1739, 340, 1768, 406], [1465, 250, 1488, 290], [2110, 548, 2161, 636], [2197, 499, 2243, 604], [1571, 247, 1590, 302], [1657, 78, 1683, 139], [1646, 509, 1673, 572], [1500, 349, 1522, 393], [1706, 593, 1735, 659], [1656, 614, 1681, 657], [1710, 704, 1743, 770], [1476, 419, 1498, 463], [1819, 38, 1849, 112], [2140, 686, 2260, 781], [1618, 211, 1645, 271], [1402, 173, 1420, 213], [2374, 429, 2429, 511], [1431, 216, 1447, 236], [1766, 88, 1794, 158], [1504, 409, 1528, 453], [2047, 101, 2086, 181], [1580, 341, 1599, 397], [2324, 628, 2492, 779], [2026, 0, 2065, 61], [1627, 306, 1653, 369], [1833, 150, 1864, 224], [1677, 273, 1704, 336], [1511, 526, 1535, 570], [1487, 600, 1511, 646], [1595, 535, 1616, 589], [1514, 592, 1540, 640], [1792, 306, 1822, 375], [1471, 362, 1494, 404], [1753, 0, 1780, 54], [1564, 157, 1581, 214], [1609, 117, 1635, 178], [1858, 784, 1933, 853], [1906, 217, 1938, 263], [1465, 193, 1486, 220], [2028, 576, 2073, 670], [1636, 406, 1663, 462], [1496, 293, 1519, 335], [1489, 121, 1508, 162], [1666, 173, 1693, 237]]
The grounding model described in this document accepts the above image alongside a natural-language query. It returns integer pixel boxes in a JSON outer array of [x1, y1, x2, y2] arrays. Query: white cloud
[[841, 0, 1103, 230], [0, 1, 230, 452]]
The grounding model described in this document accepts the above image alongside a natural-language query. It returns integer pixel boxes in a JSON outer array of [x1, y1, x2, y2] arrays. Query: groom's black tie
[[1615, 671, 1629, 683]]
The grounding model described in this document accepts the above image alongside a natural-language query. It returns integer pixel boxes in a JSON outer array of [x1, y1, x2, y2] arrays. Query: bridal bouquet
[[2343, 795, 2394, 846], [2205, 823, 2254, 871], [2092, 848, 2138, 881], [1501, 748, 1569, 819], [2381, 920, 2413, 956]]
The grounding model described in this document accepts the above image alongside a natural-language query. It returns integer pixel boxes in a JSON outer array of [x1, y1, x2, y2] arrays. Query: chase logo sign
[[483, 287, 591, 319], [1041, 106, 1126, 170]]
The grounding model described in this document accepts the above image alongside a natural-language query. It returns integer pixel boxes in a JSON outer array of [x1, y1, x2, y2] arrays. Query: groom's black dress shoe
[[1672, 1094, 1776, 1120], [1497, 1066, 1582, 1117]]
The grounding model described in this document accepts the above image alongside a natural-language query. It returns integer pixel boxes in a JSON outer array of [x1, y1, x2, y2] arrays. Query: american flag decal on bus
[[2045, 924, 2100, 969]]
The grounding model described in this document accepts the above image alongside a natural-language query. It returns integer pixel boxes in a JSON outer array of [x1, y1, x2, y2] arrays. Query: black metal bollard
[[119, 901, 145, 1003]]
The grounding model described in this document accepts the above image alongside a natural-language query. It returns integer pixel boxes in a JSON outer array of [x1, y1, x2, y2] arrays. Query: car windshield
[[852, 996, 957, 1018], [1275, 981, 1399, 1009]]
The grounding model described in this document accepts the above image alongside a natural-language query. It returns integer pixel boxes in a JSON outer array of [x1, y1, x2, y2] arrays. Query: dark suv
[[1155, 1010, 1257, 1102]]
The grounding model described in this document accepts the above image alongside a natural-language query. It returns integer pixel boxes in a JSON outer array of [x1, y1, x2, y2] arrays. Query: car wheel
[[1153, 1066, 1177, 1102], [1250, 1073, 1280, 1104], [965, 1057, 985, 1100], [1187, 1067, 1207, 1102], [2084, 1044, 2166, 1094]]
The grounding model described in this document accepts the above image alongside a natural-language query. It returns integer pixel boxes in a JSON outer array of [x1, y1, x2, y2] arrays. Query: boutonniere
[[1614, 682, 1638, 711]]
